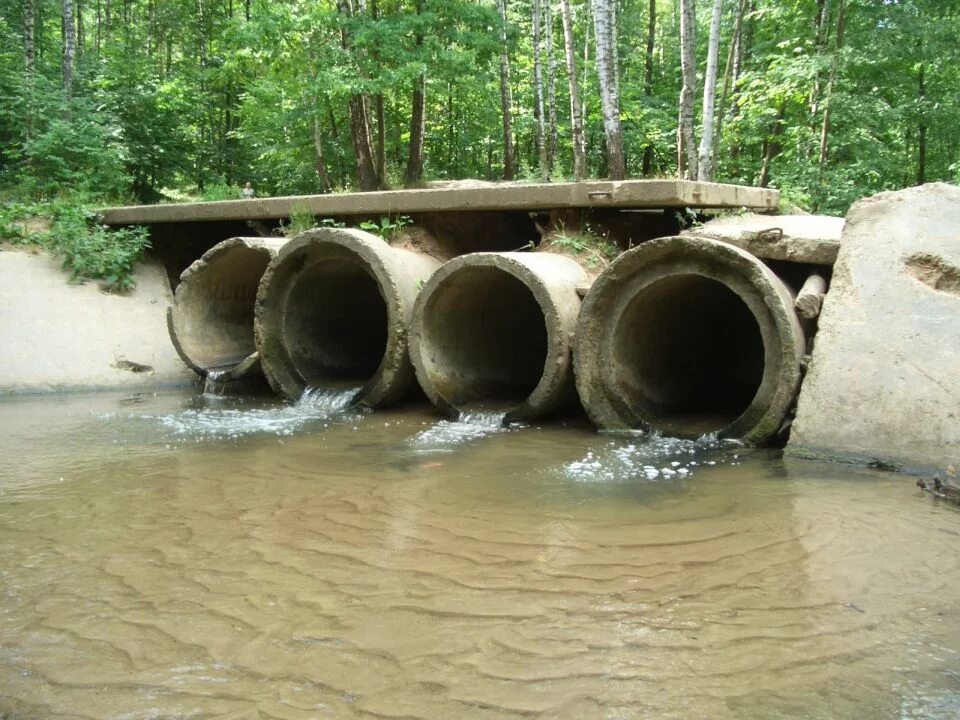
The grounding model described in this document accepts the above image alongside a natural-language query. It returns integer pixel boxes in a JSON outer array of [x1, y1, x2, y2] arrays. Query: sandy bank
[[0, 247, 195, 394]]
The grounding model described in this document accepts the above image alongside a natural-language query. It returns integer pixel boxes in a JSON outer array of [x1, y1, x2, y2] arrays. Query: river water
[[1, 389, 958, 719]]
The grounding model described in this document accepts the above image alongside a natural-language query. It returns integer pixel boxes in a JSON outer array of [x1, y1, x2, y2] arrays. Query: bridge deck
[[101, 180, 778, 225]]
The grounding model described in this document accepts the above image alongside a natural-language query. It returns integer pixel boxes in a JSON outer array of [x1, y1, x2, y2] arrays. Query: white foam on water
[[563, 431, 742, 483], [154, 386, 361, 440], [409, 409, 513, 451]]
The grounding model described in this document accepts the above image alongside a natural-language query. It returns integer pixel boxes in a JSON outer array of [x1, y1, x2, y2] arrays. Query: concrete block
[[682, 213, 843, 264], [789, 183, 960, 470]]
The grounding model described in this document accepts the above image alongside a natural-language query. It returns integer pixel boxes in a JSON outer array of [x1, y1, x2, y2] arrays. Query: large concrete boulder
[[789, 183, 960, 470]]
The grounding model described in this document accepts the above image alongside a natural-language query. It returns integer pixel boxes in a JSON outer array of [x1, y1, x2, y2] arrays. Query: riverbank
[[0, 246, 195, 394]]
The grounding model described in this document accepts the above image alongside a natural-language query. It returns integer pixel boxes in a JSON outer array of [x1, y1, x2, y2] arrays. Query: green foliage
[[0, 0, 957, 216], [359, 215, 412, 241], [548, 225, 619, 270], [281, 205, 322, 237], [41, 204, 150, 292]]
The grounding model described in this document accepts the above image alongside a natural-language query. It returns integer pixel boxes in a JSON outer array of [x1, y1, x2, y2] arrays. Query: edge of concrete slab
[[101, 180, 780, 226]]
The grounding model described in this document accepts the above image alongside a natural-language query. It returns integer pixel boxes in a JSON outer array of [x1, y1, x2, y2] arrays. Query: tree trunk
[[337, 0, 378, 191], [810, 0, 831, 120], [76, 0, 84, 58], [714, 0, 746, 169], [560, 0, 586, 180], [532, 0, 549, 181], [313, 115, 333, 193], [818, 0, 845, 165], [497, 0, 516, 180], [63, 0, 76, 101], [582, 0, 589, 123], [591, 0, 625, 180], [917, 60, 926, 185], [24, 0, 35, 75], [371, 0, 387, 188], [545, 0, 558, 168], [404, 0, 425, 186], [405, 73, 426, 187], [24, 0, 35, 139], [642, 0, 656, 175], [677, 0, 697, 179], [759, 102, 786, 187], [697, 0, 724, 181]]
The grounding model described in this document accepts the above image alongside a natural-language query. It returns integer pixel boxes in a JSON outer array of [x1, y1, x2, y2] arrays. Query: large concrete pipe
[[574, 236, 805, 443], [409, 252, 588, 421], [255, 227, 441, 405], [168, 236, 287, 381]]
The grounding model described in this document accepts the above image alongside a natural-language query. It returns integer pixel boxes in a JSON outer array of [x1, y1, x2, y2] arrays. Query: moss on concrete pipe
[[168, 236, 288, 380], [254, 227, 441, 405], [409, 252, 589, 422], [573, 236, 804, 443]]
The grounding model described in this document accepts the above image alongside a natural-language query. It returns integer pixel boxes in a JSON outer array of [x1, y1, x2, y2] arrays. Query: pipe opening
[[174, 245, 270, 371], [282, 258, 388, 386], [420, 266, 548, 408], [613, 274, 765, 437]]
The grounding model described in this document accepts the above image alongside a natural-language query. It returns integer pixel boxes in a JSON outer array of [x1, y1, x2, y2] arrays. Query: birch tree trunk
[[697, 0, 724, 181], [591, 0, 625, 180], [63, 0, 76, 101], [532, 0, 549, 181], [560, 0, 586, 180], [545, 0, 558, 167], [677, 0, 698, 179], [497, 0, 516, 179]]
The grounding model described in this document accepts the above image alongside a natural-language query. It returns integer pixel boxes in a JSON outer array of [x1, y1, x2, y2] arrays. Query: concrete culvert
[[574, 236, 805, 443], [168, 237, 288, 380], [255, 228, 441, 405], [409, 252, 588, 422]]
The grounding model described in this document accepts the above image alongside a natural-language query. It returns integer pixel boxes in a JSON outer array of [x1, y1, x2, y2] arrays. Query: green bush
[[42, 204, 150, 292]]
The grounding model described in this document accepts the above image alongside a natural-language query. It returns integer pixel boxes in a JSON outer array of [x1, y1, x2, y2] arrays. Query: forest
[[0, 0, 958, 215]]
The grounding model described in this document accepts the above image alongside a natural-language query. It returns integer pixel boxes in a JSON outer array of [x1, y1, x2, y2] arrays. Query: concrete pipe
[[574, 236, 804, 443], [168, 236, 287, 381], [255, 227, 441, 405], [409, 252, 588, 422]]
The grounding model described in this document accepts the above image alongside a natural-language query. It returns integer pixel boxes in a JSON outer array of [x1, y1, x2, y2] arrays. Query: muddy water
[[1, 391, 959, 719]]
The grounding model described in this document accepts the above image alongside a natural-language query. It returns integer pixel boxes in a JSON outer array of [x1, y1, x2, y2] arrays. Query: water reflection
[[0, 391, 958, 718]]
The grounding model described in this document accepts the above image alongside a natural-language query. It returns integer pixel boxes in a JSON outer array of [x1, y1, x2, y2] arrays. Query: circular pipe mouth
[[282, 256, 388, 387], [575, 236, 804, 443], [169, 241, 274, 374], [611, 274, 765, 438], [415, 264, 549, 413], [256, 228, 439, 404]]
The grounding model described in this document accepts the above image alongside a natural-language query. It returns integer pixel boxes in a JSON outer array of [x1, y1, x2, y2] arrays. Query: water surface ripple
[[1, 391, 958, 719]]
